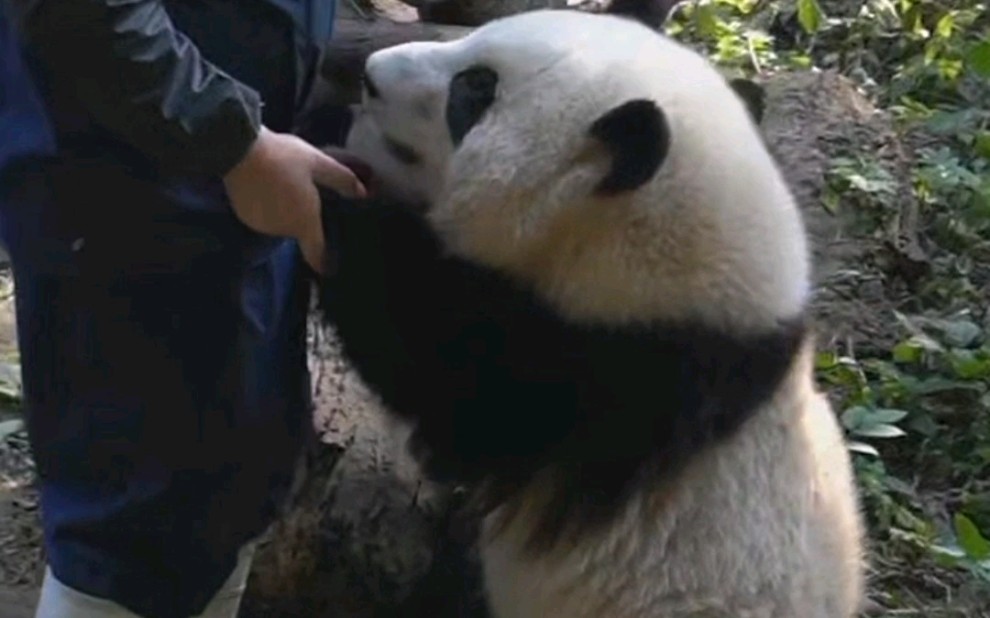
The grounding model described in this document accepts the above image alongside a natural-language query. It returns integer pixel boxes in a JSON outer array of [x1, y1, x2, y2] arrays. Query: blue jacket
[[0, 1, 339, 616], [0, 0, 54, 216]]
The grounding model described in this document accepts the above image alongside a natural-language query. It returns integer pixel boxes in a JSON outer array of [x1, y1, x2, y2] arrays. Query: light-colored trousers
[[33, 543, 256, 618]]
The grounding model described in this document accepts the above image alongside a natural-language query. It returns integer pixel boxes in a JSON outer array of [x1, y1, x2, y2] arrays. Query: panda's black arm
[[317, 195, 604, 472], [316, 194, 455, 421], [317, 194, 804, 490]]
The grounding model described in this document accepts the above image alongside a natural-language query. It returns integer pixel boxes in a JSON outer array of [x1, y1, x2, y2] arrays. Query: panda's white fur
[[349, 14, 808, 335], [322, 8, 866, 617]]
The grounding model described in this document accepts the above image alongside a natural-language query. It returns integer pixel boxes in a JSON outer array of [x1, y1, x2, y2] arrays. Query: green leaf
[[871, 408, 909, 424], [694, 3, 720, 38], [925, 108, 978, 136], [843, 406, 909, 435], [821, 190, 841, 215], [936, 58, 964, 81], [893, 340, 925, 364], [954, 513, 990, 560], [785, 53, 812, 69], [841, 405, 870, 431], [940, 319, 983, 348], [974, 131, 990, 161], [966, 39, 990, 78], [930, 542, 967, 568], [796, 0, 825, 34], [907, 376, 983, 396], [974, 181, 990, 215], [853, 424, 907, 439], [934, 12, 954, 39], [949, 350, 990, 380], [847, 441, 879, 457], [907, 414, 940, 438], [815, 351, 839, 370]]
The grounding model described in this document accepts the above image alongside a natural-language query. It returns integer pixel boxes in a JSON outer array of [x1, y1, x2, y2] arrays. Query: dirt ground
[[0, 266, 43, 618]]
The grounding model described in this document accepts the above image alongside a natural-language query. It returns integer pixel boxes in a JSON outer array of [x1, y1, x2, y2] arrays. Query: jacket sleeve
[[21, 0, 263, 177]]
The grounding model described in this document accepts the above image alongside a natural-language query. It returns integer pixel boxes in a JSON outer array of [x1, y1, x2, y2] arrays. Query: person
[[0, 0, 367, 616]]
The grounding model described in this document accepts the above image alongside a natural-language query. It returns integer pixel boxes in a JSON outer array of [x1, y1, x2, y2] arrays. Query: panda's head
[[347, 9, 809, 332]]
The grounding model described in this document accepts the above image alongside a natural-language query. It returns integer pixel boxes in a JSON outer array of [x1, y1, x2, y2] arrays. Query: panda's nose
[[362, 70, 381, 99]]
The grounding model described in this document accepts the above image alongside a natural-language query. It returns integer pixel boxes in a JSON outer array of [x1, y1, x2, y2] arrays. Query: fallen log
[[410, 0, 568, 26], [312, 1, 685, 107]]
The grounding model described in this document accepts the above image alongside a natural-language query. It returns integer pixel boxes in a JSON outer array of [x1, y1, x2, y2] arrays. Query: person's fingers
[[310, 149, 368, 199], [299, 232, 326, 276], [320, 147, 376, 189]]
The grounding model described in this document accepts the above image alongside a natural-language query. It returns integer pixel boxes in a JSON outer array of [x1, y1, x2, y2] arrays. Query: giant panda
[[313, 6, 867, 617]]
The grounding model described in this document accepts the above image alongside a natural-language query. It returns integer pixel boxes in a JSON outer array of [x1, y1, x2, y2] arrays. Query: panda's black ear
[[605, 0, 681, 30], [589, 99, 670, 195], [729, 77, 766, 125]]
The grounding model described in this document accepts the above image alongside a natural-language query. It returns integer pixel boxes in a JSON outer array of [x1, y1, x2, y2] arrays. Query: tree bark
[[319, 17, 472, 105], [411, 0, 568, 26]]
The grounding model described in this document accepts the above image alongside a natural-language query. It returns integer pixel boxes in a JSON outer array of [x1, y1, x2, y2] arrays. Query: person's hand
[[222, 126, 367, 274]]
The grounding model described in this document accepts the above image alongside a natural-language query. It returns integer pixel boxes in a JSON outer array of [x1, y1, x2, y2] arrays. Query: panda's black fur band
[[315, 192, 810, 552]]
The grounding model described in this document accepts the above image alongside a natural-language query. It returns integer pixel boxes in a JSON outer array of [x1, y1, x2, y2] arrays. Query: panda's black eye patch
[[446, 66, 498, 147]]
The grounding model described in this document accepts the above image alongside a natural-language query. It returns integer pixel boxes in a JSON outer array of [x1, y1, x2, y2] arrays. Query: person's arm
[[21, 0, 365, 271], [21, 0, 260, 177]]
